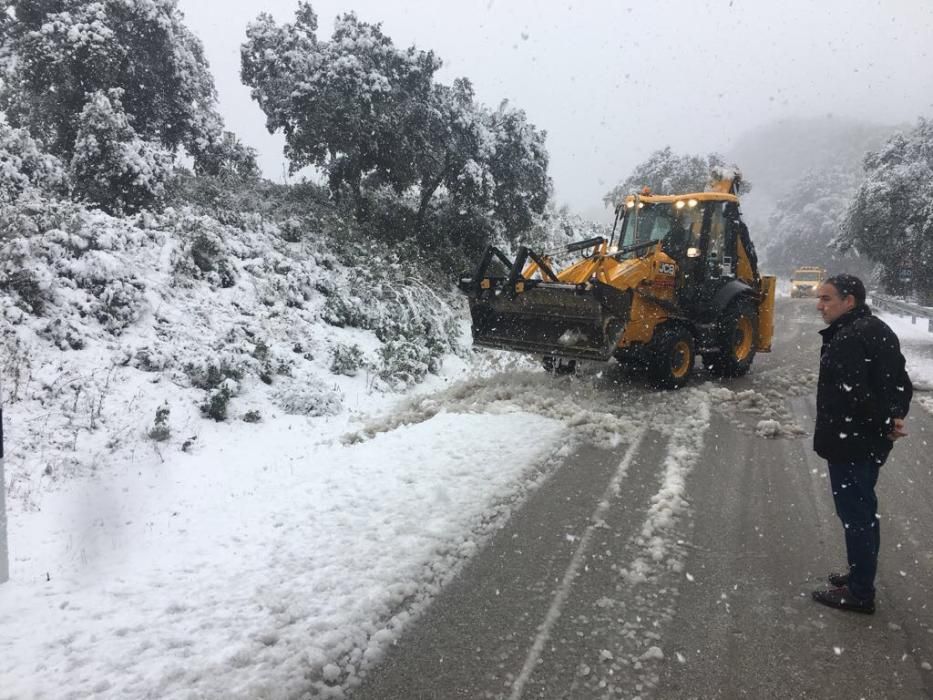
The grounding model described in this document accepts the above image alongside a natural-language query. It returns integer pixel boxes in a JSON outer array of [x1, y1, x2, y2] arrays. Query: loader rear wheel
[[704, 299, 758, 377], [648, 326, 695, 389]]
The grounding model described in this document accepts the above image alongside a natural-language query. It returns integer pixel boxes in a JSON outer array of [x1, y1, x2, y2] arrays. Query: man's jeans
[[828, 459, 882, 601]]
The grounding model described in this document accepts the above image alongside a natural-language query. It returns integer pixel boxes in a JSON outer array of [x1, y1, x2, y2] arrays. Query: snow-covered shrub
[[147, 403, 171, 441], [270, 374, 343, 417], [200, 379, 238, 422], [378, 339, 433, 388], [185, 356, 245, 392], [280, 216, 304, 243], [0, 124, 69, 202], [321, 293, 369, 328], [171, 217, 238, 289], [330, 343, 366, 376], [131, 346, 172, 373], [38, 318, 85, 351], [90, 279, 147, 334], [0, 199, 151, 336], [70, 90, 173, 215]]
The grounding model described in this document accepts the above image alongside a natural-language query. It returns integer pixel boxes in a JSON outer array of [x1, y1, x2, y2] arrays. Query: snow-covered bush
[[38, 318, 85, 351], [330, 343, 366, 376], [70, 90, 173, 215], [321, 293, 370, 328], [148, 403, 171, 441], [171, 217, 238, 289], [201, 380, 238, 422], [185, 356, 245, 392], [0, 198, 151, 329], [378, 339, 434, 388], [322, 278, 461, 385], [270, 374, 343, 417]]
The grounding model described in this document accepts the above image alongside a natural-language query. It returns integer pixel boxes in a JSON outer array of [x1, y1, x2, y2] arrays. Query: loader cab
[[615, 194, 748, 296]]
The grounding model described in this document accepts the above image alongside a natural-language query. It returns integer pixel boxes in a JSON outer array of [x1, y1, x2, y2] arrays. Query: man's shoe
[[811, 586, 875, 614], [828, 571, 849, 587]]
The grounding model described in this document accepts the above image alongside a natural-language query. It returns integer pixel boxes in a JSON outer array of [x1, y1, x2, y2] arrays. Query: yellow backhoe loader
[[458, 175, 775, 388]]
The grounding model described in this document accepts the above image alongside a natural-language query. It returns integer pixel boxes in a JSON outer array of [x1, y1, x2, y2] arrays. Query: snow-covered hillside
[[0, 188, 588, 698]]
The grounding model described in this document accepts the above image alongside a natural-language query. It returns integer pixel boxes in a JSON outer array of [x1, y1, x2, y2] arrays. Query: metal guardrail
[[1, 394, 6, 584], [870, 293, 933, 333]]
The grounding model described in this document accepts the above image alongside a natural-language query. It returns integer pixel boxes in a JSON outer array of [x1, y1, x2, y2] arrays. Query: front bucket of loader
[[464, 281, 632, 362]]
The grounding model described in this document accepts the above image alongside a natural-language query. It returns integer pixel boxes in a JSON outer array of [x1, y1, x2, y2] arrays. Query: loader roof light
[[675, 200, 685, 209], [626, 200, 636, 209], [637, 202, 645, 209], [688, 199, 698, 207]]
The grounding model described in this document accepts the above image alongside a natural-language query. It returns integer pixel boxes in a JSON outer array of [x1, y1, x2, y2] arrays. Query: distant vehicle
[[790, 266, 826, 298]]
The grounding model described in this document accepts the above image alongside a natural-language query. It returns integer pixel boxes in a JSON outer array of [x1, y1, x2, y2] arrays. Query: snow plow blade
[[459, 245, 632, 362]]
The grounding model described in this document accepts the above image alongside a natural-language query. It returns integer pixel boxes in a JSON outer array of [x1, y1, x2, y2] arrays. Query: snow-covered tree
[[604, 148, 743, 205], [839, 118, 933, 300], [763, 164, 869, 277], [486, 102, 551, 235], [0, 0, 230, 169], [0, 123, 69, 202], [193, 131, 260, 180], [70, 90, 172, 214], [242, 3, 551, 258], [241, 4, 440, 211]]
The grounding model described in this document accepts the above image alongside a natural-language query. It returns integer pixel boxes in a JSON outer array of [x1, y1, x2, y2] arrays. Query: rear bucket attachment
[[459, 245, 631, 362]]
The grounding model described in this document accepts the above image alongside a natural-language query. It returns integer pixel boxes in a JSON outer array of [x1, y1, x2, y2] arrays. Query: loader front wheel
[[648, 325, 695, 389], [704, 299, 758, 377]]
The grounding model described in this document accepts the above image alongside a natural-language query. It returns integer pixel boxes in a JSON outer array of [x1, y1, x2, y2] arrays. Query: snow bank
[[0, 410, 565, 699]]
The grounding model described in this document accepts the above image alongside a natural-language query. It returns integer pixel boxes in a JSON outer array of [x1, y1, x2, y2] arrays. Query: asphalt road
[[350, 298, 933, 700]]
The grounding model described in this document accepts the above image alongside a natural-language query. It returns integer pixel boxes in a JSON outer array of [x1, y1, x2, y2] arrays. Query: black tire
[[542, 356, 576, 375], [648, 325, 695, 389], [703, 298, 758, 377]]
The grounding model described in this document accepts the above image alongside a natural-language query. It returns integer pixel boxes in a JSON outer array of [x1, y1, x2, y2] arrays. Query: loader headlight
[[687, 247, 701, 258]]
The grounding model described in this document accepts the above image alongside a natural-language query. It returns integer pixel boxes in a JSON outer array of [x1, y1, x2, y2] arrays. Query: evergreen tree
[[840, 118, 933, 300], [763, 164, 869, 277], [70, 90, 172, 214], [0, 0, 241, 172], [242, 4, 440, 213], [241, 2, 551, 257], [604, 148, 744, 206]]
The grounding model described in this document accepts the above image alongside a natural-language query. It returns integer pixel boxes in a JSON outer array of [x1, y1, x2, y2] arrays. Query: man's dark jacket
[[815, 304, 913, 462]]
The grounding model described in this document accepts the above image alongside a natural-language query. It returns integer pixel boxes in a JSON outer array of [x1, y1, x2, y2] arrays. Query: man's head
[[817, 274, 866, 324]]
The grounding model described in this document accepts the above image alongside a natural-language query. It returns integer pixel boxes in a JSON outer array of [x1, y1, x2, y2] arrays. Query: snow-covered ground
[[0, 362, 571, 699], [874, 307, 933, 416], [2, 216, 931, 700]]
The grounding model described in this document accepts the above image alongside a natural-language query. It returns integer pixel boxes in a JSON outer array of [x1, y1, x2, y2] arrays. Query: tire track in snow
[[508, 427, 648, 700], [516, 387, 713, 699]]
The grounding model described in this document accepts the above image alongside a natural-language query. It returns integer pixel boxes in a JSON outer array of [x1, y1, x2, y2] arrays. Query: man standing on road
[[811, 274, 912, 614]]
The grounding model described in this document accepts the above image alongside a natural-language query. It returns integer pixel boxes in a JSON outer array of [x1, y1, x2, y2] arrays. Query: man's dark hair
[[824, 273, 866, 305]]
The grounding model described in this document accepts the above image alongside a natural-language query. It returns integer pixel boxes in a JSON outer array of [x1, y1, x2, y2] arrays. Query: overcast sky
[[178, 0, 933, 219]]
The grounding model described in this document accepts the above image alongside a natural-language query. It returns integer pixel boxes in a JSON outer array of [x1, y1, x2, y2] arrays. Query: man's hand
[[887, 417, 908, 441]]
